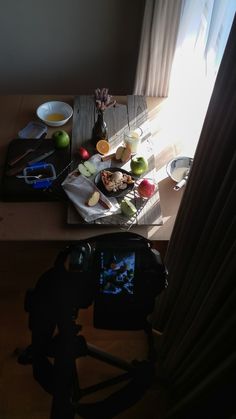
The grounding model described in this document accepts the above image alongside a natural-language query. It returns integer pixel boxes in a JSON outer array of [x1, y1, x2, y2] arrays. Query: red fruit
[[78, 146, 90, 160], [138, 179, 155, 198]]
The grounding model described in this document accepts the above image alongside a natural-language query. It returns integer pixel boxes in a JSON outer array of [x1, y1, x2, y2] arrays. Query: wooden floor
[[0, 241, 168, 419]]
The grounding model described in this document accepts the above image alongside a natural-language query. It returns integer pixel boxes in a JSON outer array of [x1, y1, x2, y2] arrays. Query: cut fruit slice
[[115, 146, 125, 160], [115, 146, 131, 163], [120, 198, 137, 217], [121, 147, 131, 163], [78, 163, 91, 177], [87, 191, 100, 207], [84, 161, 96, 174], [96, 140, 110, 155]]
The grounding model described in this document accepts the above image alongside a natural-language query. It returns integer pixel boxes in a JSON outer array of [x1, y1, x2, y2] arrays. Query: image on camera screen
[[99, 251, 135, 296]]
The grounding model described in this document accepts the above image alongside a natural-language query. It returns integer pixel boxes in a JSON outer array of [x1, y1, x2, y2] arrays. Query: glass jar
[[124, 127, 142, 154]]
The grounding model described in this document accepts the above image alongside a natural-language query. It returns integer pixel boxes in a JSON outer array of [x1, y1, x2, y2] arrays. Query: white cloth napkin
[[62, 155, 120, 222]]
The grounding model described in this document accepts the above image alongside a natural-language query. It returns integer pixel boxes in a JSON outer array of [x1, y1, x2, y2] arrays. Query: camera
[[66, 232, 167, 330]]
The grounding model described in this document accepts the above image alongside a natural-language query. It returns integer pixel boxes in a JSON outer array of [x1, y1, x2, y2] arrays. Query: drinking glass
[[124, 127, 142, 154]]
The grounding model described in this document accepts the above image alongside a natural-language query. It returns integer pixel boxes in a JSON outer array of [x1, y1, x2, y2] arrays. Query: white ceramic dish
[[166, 156, 193, 182], [36, 101, 73, 127]]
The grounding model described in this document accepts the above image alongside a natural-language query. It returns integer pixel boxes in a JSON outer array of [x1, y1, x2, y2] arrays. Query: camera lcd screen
[[98, 250, 135, 296]]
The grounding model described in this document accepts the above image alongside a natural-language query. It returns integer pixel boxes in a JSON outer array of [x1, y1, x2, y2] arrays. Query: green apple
[[52, 130, 70, 149], [78, 161, 96, 177], [84, 161, 96, 174], [120, 198, 137, 217], [130, 156, 148, 176], [78, 163, 91, 177]]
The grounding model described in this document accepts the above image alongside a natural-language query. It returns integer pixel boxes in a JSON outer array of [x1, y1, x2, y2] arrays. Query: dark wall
[[0, 0, 145, 94]]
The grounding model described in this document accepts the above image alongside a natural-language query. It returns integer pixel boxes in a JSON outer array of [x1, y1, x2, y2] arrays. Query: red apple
[[137, 178, 156, 198], [78, 146, 90, 160]]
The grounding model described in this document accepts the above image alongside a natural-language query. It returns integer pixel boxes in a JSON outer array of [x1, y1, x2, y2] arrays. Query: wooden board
[[67, 95, 163, 228]]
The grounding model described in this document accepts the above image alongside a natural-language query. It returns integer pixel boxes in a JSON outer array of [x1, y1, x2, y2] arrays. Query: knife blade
[[28, 149, 55, 165], [6, 149, 56, 176]]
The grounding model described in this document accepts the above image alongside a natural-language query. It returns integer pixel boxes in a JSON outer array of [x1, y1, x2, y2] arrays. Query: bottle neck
[[97, 110, 104, 121]]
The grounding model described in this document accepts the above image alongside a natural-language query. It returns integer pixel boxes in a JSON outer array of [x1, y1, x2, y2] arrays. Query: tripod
[[17, 232, 167, 418], [18, 303, 156, 419], [52, 307, 156, 419]]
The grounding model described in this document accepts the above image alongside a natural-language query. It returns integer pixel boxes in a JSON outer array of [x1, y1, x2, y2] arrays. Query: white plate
[[36, 101, 73, 127]]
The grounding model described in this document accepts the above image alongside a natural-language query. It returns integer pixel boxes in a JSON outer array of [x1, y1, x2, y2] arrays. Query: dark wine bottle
[[92, 110, 108, 146]]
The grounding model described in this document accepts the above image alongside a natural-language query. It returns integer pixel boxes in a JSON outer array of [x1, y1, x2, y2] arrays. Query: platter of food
[[94, 167, 135, 198]]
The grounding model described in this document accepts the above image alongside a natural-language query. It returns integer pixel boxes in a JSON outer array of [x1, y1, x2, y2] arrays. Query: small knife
[[8, 140, 44, 166], [6, 149, 55, 176], [28, 149, 55, 165]]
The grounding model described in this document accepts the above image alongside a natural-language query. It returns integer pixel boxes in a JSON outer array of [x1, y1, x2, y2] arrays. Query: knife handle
[[8, 149, 34, 166], [99, 198, 112, 209], [101, 153, 116, 161], [6, 163, 27, 176]]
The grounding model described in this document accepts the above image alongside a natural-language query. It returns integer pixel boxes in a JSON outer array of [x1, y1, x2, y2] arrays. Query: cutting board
[[1, 139, 71, 201]]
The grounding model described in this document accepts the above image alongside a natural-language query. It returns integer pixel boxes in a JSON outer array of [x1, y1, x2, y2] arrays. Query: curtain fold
[[134, 0, 183, 97], [150, 13, 236, 418]]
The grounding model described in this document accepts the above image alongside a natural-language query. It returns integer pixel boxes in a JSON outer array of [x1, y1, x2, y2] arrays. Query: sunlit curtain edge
[[134, 0, 183, 97]]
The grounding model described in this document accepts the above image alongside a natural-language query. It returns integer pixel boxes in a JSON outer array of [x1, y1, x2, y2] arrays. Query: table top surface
[[0, 95, 184, 241]]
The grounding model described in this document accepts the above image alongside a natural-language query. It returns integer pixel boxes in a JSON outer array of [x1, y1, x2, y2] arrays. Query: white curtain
[[134, 0, 236, 148], [166, 0, 236, 156], [134, 0, 183, 97]]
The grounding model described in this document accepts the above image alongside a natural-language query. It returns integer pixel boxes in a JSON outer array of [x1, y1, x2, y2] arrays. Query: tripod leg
[[144, 319, 157, 363], [50, 331, 77, 419], [86, 343, 134, 372], [71, 359, 82, 409]]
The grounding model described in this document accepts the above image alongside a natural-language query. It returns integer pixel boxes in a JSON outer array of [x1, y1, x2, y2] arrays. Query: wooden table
[[0, 95, 184, 241], [67, 95, 162, 228]]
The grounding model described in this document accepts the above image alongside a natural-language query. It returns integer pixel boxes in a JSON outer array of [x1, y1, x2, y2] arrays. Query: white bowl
[[166, 156, 193, 182], [36, 101, 73, 127]]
